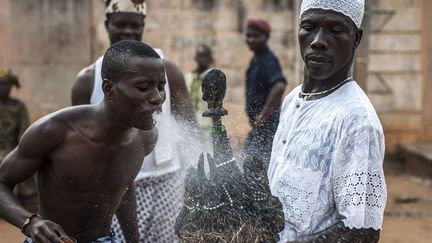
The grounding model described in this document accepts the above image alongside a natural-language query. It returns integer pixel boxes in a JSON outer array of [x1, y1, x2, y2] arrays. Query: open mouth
[[141, 113, 154, 120], [138, 113, 156, 129]]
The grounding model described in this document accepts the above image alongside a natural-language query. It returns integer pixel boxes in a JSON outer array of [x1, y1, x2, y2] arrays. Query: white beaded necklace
[[300, 77, 352, 101]]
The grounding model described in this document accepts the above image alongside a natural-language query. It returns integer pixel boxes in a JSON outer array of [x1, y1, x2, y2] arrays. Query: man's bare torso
[[36, 105, 156, 241]]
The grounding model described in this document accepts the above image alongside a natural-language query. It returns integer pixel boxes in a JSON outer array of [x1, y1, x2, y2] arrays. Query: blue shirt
[[246, 47, 286, 128]]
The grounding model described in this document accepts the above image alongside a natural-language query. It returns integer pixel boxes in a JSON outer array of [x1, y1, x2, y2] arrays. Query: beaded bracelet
[[21, 213, 41, 235]]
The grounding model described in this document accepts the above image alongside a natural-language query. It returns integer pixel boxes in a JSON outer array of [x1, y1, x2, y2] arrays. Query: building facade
[[0, 0, 430, 152]]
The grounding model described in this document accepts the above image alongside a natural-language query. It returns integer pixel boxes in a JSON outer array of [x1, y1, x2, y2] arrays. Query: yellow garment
[[0, 70, 9, 78], [0, 69, 20, 88], [186, 72, 211, 129]]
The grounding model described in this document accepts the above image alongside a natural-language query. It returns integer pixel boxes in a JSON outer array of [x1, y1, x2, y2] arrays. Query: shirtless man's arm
[[0, 116, 67, 242], [115, 184, 139, 242], [71, 65, 95, 106], [164, 59, 197, 125]]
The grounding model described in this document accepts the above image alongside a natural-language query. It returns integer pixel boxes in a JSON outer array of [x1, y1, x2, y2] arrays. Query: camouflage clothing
[[0, 100, 36, 198], [0, 100, 29, 161]]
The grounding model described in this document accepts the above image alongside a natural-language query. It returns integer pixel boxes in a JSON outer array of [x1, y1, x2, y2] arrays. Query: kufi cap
[[105, 0, 147, 16], [247, 18, 271, 37], [300, 0, 364, 28]]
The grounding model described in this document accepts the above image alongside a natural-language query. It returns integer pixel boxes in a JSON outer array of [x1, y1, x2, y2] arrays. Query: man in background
[[268, 0, 386, 242], [244, 18, 286, 169], [0, 70, 37, 206], [71, 0, 195, 242]]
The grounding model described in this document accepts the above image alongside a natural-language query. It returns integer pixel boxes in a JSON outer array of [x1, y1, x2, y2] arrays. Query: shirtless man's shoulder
[[19, 105, 157, 241], [1, 40, 164, 243], [71, 64, 96, 106], [31, 105, 156, 149]]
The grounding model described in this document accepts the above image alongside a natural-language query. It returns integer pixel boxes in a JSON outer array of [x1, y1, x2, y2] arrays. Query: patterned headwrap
[[247, 18, 271, 37], [300, 0, 365, 28], [105, 0, 147, 16], [0, 69, 20, 88]]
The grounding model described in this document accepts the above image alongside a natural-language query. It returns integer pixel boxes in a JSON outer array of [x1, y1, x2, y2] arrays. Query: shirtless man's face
[[106, 57, 166, 130]]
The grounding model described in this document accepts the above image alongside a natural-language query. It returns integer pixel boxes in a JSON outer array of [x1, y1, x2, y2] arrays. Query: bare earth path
[[1, 169, 431, 243], [0, 221, 24, 243]]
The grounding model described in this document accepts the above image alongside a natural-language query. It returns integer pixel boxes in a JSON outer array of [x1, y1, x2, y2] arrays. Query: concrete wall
[[366, 0, 424, 151], [91, 0, 432, 151], [421, 0, 432, 143], [0, 0, 96, 120], [125, 0, 301, 143], [0, 0, 429, 151]]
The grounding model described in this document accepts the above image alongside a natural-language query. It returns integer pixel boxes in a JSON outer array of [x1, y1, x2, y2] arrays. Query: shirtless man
[[72, 1, 195, 242], [0, 40, 165, 243]]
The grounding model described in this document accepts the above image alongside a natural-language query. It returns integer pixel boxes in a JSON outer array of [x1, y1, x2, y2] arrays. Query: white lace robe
[[268, 81, 387, 242]]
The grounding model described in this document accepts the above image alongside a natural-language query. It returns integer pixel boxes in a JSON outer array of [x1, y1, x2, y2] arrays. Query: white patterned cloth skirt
[[111, 171, 183, 243]]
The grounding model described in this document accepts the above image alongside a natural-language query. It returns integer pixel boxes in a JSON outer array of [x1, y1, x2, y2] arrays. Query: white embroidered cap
[[300, 0, 365, 28], [105, 0, 147, 16]]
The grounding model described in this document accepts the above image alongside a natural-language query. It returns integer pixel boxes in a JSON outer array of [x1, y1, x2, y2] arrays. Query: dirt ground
[[1, 103, 432, 242], [379, 171, 432, 243], [1, 161, 431, 243]]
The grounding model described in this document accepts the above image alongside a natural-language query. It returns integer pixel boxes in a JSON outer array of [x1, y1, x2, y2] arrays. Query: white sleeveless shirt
[[91, 49, 180, 181]]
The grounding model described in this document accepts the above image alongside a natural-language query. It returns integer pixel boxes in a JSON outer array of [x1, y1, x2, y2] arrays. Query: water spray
[[175, 69, 285, 243]]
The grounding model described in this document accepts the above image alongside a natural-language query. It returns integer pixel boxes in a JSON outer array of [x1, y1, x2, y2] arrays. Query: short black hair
[[101, 40, 160, 81]]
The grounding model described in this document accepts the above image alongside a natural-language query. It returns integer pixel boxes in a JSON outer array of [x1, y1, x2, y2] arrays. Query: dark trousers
[[244, 123, 277, 170]]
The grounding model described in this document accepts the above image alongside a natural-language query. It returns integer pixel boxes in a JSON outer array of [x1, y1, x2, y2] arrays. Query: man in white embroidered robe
[[268, 0, 387, 242]]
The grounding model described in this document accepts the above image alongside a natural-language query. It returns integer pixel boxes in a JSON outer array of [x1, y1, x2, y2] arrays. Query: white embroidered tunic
[[268, 81, 387, 242]]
